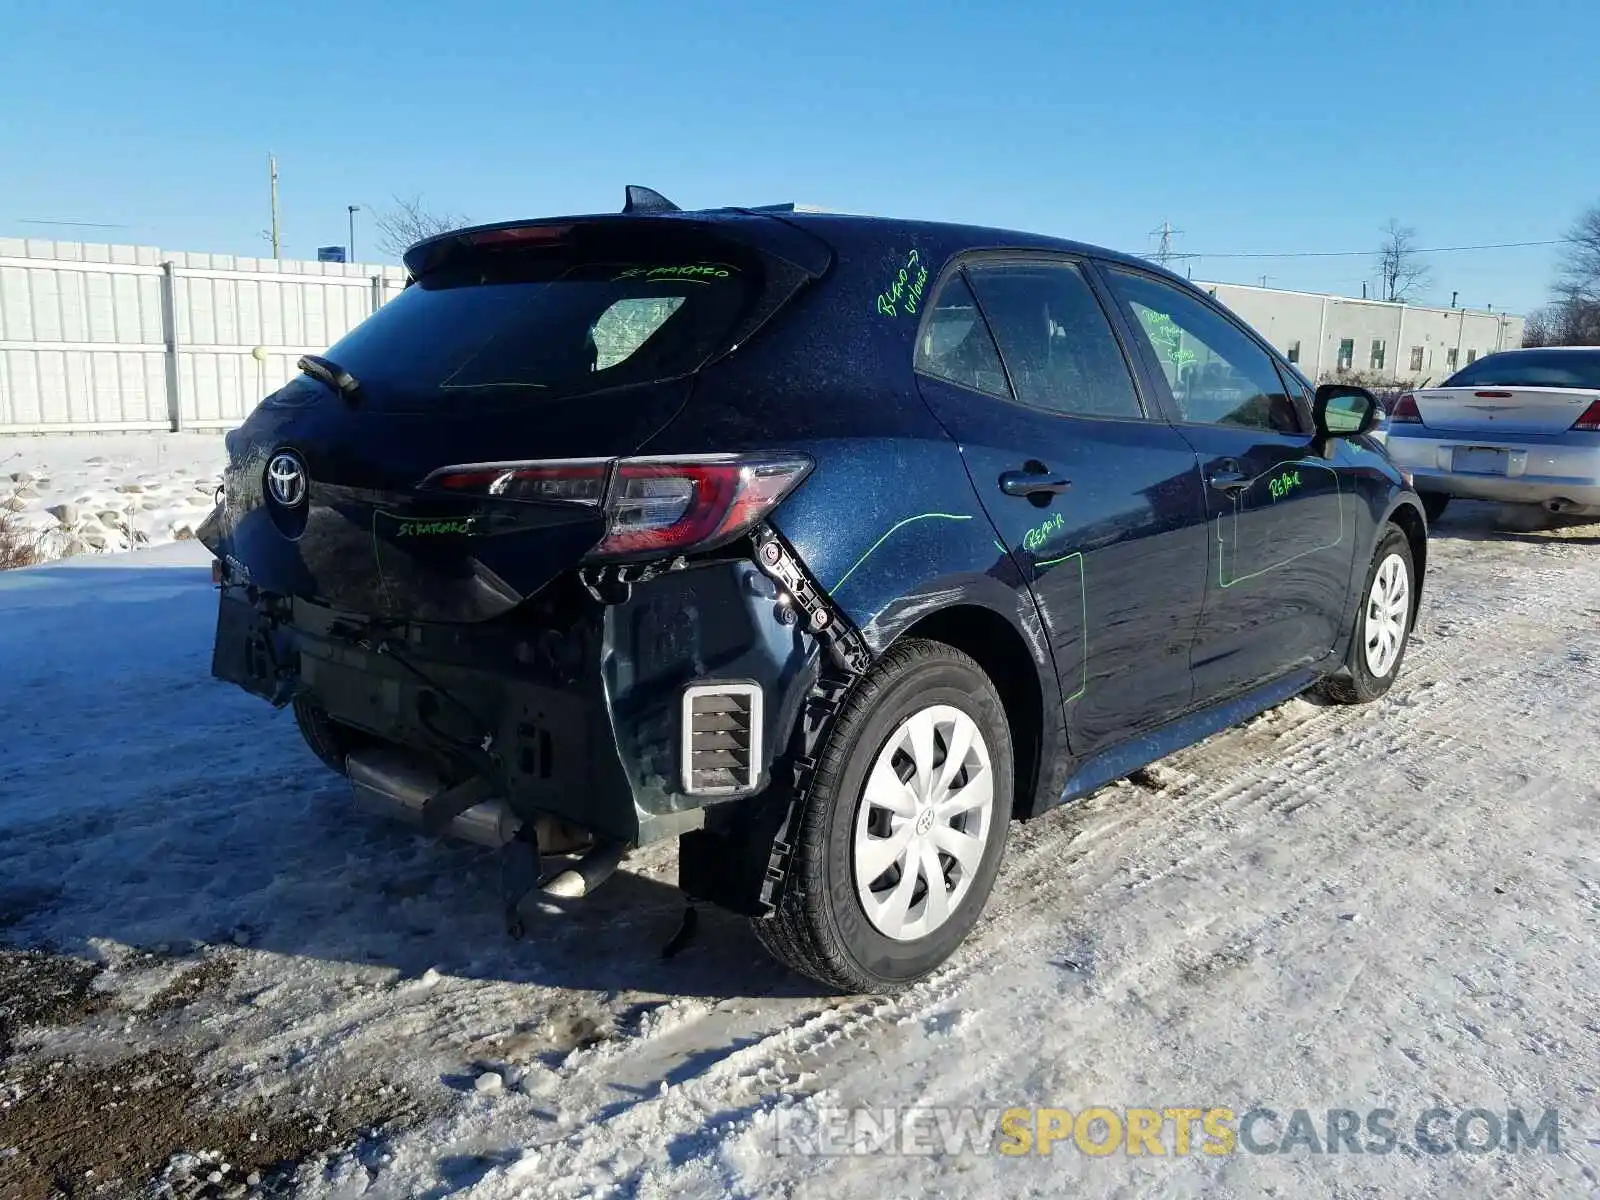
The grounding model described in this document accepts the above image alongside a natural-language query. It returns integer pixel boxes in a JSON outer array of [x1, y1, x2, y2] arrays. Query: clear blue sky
[[4, 0, 1596, 314]]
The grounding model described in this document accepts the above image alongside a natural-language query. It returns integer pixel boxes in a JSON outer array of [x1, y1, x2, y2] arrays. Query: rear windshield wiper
[[298, 354, 361, 403]]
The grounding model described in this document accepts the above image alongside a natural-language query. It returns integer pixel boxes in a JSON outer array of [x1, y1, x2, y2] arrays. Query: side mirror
[[1314, 384, 1378, 438]]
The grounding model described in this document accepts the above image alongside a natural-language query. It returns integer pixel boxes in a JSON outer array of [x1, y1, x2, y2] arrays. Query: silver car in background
[[1383, 347, 1600, 521]]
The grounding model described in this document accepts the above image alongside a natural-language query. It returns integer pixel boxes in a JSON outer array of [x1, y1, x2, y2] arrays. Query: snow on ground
[[0, 492, 1597, 1198], [0, 433, 226, 561]]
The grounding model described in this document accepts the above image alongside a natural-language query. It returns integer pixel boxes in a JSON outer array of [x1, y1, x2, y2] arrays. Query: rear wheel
[[291, 696, 372, 775], [752, 640, 1012, 994], [1321, 525, 1415, 705], [1419, 492, 1449, 523]]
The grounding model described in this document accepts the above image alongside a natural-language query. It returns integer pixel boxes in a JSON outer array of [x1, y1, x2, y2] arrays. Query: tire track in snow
[[400, 521, 1598, 1198]]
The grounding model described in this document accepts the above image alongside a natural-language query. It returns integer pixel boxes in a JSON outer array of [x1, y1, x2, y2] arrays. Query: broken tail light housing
[[1390, 393, 1423, 424], [422, 453, 813, 560]]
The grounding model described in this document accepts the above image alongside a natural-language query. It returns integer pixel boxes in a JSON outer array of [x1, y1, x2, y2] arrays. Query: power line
[[17, 218, 130, 229], [1169, 237, 1565, 261]]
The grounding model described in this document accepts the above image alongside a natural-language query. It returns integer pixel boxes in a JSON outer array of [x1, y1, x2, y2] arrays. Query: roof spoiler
[[622, 185, 680, 214]]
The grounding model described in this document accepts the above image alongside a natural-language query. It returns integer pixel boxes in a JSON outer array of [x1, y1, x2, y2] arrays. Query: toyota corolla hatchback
[[200, 188, 1428, 993]]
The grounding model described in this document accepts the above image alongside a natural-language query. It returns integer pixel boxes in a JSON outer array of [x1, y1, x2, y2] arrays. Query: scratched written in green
[[613, 263, 737, 283], [395, 519, 474, 537], [1267, 469, 1302, 500], [876, 249, 929, 318]]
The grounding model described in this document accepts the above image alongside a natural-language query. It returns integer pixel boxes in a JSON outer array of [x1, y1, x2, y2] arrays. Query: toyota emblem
[[265, 451, 308, 508]]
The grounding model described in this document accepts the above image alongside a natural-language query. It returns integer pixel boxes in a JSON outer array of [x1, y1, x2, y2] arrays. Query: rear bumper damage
[[212, 550, 821, 847], [208, 526, 872, 918]]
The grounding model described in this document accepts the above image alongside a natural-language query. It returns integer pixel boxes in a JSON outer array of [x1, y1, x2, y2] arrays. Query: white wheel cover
[[852, 704, 995, 942], [1363, 552, 1410, 678]]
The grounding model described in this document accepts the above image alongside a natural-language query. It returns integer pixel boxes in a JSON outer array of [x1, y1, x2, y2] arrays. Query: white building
[[1197, 280, 1523, 386]]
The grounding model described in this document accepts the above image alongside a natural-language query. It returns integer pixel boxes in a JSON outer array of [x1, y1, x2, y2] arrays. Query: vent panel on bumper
[[681, 683, 763, 795]]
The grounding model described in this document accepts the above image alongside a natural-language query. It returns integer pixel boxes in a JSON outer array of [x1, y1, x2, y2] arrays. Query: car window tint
[[964, 262, 1144, 419], [914, 272, 1011, 398], [1106, 269, 1302, 434], [1276, 362, 1315, 427]]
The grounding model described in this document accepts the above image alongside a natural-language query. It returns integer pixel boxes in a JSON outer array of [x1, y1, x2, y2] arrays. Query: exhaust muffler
[[348, 747, 523, 848]]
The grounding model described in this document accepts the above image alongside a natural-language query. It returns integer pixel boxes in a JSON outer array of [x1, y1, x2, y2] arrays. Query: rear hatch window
[[1444, 350, 1600, 389], [322, 232, 759, 412]]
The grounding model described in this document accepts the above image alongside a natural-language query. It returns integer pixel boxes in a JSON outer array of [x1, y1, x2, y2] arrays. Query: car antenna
[[623, 185, 680, 214]]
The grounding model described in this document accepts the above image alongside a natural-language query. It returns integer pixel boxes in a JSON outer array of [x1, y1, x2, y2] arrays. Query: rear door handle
[[1207, 460, 1251, 495], [999, 468, 1072, 498]]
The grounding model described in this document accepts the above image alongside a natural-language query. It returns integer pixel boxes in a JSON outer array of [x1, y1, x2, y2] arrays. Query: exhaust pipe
[[540, 840, 628, 898], [348, 748, 522, 849], [1544, 497, 1579, 514]]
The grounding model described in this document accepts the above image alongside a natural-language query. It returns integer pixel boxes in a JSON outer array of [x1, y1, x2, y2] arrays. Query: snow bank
[[0, 432, 226, 563]]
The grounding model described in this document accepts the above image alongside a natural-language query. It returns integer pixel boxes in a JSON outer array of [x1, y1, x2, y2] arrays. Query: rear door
[[1098, 265, 1358, 700], [912, 256, 1209, 754]]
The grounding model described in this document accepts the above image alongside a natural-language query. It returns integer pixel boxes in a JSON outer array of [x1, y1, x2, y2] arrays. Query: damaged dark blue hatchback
[[201, 188, 1427, 992]]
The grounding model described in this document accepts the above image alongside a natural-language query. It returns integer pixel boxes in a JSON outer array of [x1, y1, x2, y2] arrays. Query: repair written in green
[[1268, 470, 1302, 500]]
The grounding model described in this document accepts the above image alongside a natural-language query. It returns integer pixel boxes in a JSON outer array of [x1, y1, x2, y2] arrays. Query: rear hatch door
[[211, 215, 828, 622]]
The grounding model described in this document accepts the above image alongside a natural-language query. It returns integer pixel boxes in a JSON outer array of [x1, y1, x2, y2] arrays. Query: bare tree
[[373, 195, 469, 259], [1376, 220, 1432, 303], [1521, 306, 1555, 347], [1556, 202, 1600, 307]]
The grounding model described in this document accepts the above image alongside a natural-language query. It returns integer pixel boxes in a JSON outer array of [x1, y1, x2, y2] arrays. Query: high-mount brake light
[[421, 454, 813, 559], [467, 225, 573, 248]]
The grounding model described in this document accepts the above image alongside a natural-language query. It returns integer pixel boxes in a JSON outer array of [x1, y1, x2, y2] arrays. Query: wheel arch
[[887, 601, 1049, 820], [1383, 494, 1428, 628]]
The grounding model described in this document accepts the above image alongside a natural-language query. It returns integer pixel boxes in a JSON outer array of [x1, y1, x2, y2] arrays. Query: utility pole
[[1150, 220, 1182, 268], [268, 153, 281, 259], [347, 204, 361, 263]]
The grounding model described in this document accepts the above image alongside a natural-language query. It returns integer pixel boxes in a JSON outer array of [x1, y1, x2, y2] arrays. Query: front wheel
[[752, 639, 1013, 994], [1321, 525, 1415, 705]]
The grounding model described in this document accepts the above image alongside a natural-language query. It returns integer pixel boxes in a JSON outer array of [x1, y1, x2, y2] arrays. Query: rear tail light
[[1573, 399, 1600, 431], [1390, 393, 1423, 424], [422, 453, 813, 559]]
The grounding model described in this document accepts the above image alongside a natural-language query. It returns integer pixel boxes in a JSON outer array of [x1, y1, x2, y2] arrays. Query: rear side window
[[320, 247, 755, 409], [914, 273, 1010, 398], [964, 261, 1144, 419], [1444, 349, 1600, 389]]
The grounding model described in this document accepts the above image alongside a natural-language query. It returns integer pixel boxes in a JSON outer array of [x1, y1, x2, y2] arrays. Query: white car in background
[[1383, 347, 1600, 521]]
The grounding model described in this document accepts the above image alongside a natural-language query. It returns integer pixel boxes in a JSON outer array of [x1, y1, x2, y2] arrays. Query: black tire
[[1419, 491, 1450, 523], [292, 696, 370, 775], [1321, 524, 1415, 705], [751, 639, 1013, 994]]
